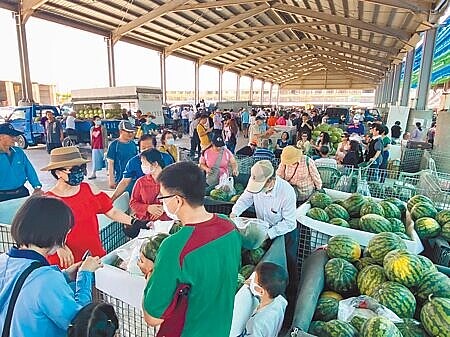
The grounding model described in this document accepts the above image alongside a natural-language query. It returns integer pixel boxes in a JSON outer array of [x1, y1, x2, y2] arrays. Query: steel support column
[[380, 77, 387, 106], [416, 28, 438, 111], [249, 77, 254, 101], [236, 75, 240, 101], [160, 50, 167, 105], [14, 12, 33, 103], [374, 86, 379, 107], [401, 49, 415, 107], [391, 63, 402, 105], [106, 37, 116, 87], [276, 85, 280, 106], [260, 80, 264, 105], [386, 70, 394, 105], [194, 60, 200, 104], [218, 68, 223, 101], [269, 82, 273, 105]]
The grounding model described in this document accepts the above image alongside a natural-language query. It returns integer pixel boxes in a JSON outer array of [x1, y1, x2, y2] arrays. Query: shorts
[[242, 123, 249, 130]]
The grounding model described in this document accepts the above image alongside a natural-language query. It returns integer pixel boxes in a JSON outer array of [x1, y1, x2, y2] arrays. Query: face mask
[[94, 120, 101, 126], [141, 165, 153, 175], [249, 274, 262, 299], [65, 166, 85, 186], [162, 197, 180, 220], [167, 138, 175, 146], [47, 245, 60, 256]]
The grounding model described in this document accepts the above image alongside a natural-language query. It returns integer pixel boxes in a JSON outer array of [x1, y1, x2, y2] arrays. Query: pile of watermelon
[[311, 125, 345, 155], [236, 240, 270, 292], [209, 183, 245, 203], [305, 192, 414, 240], [309, 233, 450, 337]]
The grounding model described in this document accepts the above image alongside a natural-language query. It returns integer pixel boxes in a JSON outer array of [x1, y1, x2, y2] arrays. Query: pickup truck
[[6, 104, 122, 149]]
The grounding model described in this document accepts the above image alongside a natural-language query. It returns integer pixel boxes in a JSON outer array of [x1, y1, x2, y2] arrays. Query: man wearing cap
[[106, 121, 138, 189], [0, 123, 42, 202], [230, 160, 298, 326], [347, 115, 365, 136]]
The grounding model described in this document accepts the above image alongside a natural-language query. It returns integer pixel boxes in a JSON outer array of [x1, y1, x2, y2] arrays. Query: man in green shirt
[[143, 162, 241, 337]]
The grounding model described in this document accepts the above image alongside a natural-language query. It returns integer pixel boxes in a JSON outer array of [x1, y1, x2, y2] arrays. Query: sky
[[0, 8, 253, 93]]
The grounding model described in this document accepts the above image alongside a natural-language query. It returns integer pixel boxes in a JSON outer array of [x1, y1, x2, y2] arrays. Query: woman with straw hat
[[41, 146, 150, 268]]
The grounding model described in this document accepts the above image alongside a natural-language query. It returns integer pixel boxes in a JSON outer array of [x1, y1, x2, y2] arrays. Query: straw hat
[[280, 146, 302, 165], [41, 146, 90, 171]]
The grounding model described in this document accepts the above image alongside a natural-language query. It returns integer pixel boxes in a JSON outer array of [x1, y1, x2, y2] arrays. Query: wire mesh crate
[[0, 224, 14, 254], [100, 222, 130, 254], [427, 237, 450, 267], [94, 289, 156, 337], [400, 148, 425, 173]]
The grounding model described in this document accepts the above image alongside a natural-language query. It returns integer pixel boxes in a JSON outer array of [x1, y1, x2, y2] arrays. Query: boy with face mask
[[240, 262, 288, 337]]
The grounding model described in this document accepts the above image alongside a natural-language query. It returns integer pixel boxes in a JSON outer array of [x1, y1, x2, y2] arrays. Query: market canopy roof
[[0, 0, 444, 89]]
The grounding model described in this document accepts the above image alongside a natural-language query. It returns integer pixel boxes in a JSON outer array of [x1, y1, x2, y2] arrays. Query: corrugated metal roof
[[0, 0, 441, 89]]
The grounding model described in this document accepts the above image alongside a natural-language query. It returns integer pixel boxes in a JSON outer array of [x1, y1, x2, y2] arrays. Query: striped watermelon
[[310, 192, 333, 209], [324, 320, 358, 337], [344, 193, 367, 217], [380, 201, 402, 219], [395, 319, 429, 337], [360, 201, 385, 217], [442, 222, 450, 241], [360, 214, 393, 234], [309, 321, 327, 337], [411, 202, 438, 221], [327, 235, 361, 262], [325, 204, 350, 221], [313, 297, 339, 321], [416, 272, 450, 303], [367, 232, 407, 263], [372, 281, 416, 318], [333, 199, 347, 208], [306, 207, 330, 222], [361, 316, 402, 337], [420, 297, 450, 337], [407, 195, 434, 211], [388, 218, 406, 233], [417, 255, 438, 274], [385, 197, 407, 218], [329, 218, 350, 228], [325, 258, 358, 295], [357, 265, 387, 296], [435, 209, 450, 226], [383, 249, 424, 288], [354, 257, 378, 271], [348, 218, 361, 229], [320, 291, 343, 301], [350, 315, 367, 334], [414, 217, 441, 239]]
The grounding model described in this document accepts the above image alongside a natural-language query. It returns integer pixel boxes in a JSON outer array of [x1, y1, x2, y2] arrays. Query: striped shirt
[[252, 148, 275, 163]]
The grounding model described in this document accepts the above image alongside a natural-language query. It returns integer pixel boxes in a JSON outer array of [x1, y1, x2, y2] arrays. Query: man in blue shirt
[[241, 109, 250, 138], [0, 123, 42, 202], [253, 139, 275, 164], [110, 134, 174, 201]]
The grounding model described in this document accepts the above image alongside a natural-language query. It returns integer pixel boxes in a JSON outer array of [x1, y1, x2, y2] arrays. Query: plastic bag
[[216, 173, 236, 196], [233, 217, 269, 249], [337, 296, 402, 324]]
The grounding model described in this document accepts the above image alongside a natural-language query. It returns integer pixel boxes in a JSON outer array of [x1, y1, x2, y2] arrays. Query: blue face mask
[[66, 166, 85, 186]]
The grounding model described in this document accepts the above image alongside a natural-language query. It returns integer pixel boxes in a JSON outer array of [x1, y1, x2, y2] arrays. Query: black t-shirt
[[391, 125, 401, 138], [297, 120, 314, 140]]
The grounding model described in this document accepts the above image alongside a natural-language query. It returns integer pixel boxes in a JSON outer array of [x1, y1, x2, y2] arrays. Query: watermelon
[[416, 272, 450, 303], [354, 257, 378, 270], [324, 320, 358, 337], [383, 249, 424, 288], [348, 218, 361, 229], [357, 265, 387, 296], [395, 232, 412, 240], [333, 200, 347, 208], [309, 321, 327, 337], [388, 218, 406, 233], [410, 202, 438, 221], [350, 315, 368, 334], [442, 222, 450, 241], [414, 217, 441, 239], [320, 291, 343, 301], [141, 233, 170, 261], [314, 297, 339, 321], [360, 201, 385, 217], [239, 264, 255, 279], [417, 255, 438, 274], [310, 192, 333, 209], [169, 221, 183, 234], [325, 204, 350, 221], [367, 232, 407, 263], [420, 297, 450, 337], [306, 207, 330, 222], [385, 197, 407, 218], [329, 218, 350, 228], [380, 201, 402, 219], [395, 319, 429, 337], [407, 195, 434, 211], [372, 281, 416, 318], [361, 316, 403, 337], [327, 235, 361, 262], [344, 194, 367, 217], [435, 209, 450, 226], [360, 214, 394, 234], [325, 258, 358, 294], [249, 247, 265, 265], [237, 273, 245, 290]]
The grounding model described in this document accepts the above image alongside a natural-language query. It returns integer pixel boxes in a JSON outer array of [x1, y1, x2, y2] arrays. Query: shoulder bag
[[205, 149, 224, 187]]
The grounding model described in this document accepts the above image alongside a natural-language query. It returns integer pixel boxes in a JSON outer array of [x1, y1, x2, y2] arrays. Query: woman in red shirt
[[130, 149, 170, 221], [42, 146, 150, 268]]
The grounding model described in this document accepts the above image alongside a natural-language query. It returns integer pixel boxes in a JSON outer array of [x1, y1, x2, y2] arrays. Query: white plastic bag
[[233, 217, 269, 249], [216, 173, 236, 196], [338, 296, 402, 324]]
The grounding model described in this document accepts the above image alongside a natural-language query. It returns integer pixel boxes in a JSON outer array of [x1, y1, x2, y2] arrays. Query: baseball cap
[[212, 135, 225, 147], [0, 123, 23, 137], [246, 160, 274, 193], [118, 120, 136, 132]]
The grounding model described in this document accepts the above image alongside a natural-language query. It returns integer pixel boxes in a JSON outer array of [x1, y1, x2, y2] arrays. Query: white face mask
[[162, 197, 180, 220], [141, 165, 152, 175], [47, 245, 60, 256], [249, 274, 262, 299], [167, 138, 175, 146], [94, 120, 102, 126]]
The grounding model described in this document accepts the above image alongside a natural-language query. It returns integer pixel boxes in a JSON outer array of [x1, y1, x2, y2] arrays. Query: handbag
[[205, 149, 224, 186], [2, 261, 42, 337], [156, 284, 190, 337]]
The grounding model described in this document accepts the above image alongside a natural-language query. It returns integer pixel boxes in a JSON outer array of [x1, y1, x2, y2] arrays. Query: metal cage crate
[[0, 224, 14, 254], [100, 222, 130, 254], [428, 237, 450, 267]]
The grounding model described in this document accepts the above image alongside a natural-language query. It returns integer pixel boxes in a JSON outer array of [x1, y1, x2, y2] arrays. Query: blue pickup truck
[[6, 104, 121, 149]]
